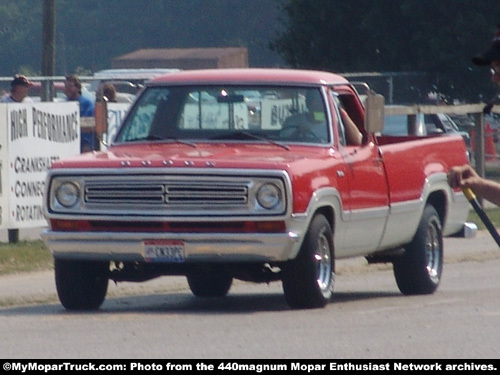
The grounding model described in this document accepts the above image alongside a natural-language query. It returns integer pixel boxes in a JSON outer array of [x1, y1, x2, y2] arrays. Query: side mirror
[[364, 91, 385, 133]]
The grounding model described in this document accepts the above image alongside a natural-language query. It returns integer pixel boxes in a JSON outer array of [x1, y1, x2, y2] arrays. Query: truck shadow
[[0, 290, 402, 316]]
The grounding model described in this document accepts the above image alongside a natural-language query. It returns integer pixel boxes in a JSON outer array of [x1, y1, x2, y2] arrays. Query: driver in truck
[[283, 89, 363, 145]]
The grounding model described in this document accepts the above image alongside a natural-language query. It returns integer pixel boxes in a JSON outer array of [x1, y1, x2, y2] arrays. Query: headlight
[[256, 183, 281, 209], [54, 182, 80, 208]]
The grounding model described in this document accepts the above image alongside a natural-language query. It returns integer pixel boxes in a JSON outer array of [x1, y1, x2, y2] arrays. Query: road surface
[[0, 231, 499, 359]]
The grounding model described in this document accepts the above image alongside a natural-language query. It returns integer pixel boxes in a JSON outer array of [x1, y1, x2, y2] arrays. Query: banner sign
[[0, 102, 80, 229], [104, 102, 130, 146], [260, 97, 306, 129]]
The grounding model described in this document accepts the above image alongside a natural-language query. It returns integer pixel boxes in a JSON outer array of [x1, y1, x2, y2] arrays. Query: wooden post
[[8, 229, 19, 244]]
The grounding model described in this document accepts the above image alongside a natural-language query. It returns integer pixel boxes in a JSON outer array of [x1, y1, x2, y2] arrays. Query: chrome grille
[[165, 185, 247, 205], [85, 183, 165, 205], [84, 180, 248, 207]]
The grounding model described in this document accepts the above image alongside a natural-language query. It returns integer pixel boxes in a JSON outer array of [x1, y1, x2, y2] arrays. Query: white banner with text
[[0, 102, 80, 230]]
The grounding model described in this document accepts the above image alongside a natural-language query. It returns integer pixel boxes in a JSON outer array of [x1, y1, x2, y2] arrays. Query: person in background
[[101, 83, 118, 103], [449, 25, 500, 206], [1, 75, 34, 103], [64, 74, 94, 116], [64, 74, 96, 152]]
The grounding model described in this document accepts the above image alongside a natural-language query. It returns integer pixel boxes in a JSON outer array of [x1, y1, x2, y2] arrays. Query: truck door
[[334, 92, 390, 256]]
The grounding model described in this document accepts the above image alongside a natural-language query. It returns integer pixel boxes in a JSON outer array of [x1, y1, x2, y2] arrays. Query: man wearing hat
[[449, 25, 500, 205], [1, 75, 34, 103]]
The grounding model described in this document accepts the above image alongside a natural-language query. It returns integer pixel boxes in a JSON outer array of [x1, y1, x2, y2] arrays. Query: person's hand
[[448, 164, 480, 189]]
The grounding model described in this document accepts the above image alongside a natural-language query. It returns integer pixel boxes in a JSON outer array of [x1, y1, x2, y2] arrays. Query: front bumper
[[41, 229, 301, 263]]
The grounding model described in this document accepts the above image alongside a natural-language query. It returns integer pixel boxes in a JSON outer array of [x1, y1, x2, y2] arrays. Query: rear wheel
[[393, 204, 443, 295], [55, 259, 109, 310], [187, 266, 233, 297], [282, 214, 334, 308]]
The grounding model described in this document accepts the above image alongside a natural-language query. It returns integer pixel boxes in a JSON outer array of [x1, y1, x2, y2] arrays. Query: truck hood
[[51, 143, 335, 170]]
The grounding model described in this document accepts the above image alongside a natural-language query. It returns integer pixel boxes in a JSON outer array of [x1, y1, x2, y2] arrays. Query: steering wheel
[[279, 124, 322, 142]]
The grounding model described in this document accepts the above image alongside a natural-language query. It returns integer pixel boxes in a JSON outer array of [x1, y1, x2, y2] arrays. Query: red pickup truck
[[41, 69, 472, 310]]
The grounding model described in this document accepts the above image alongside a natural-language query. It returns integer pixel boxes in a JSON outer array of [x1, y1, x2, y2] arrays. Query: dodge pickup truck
[[41, 69, 472, 310]]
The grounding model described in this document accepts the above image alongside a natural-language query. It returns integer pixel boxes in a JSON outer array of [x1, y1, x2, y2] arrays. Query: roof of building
[[113, 47, 247, 62]]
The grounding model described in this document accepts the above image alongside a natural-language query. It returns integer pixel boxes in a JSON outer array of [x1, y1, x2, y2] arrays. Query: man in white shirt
[[1, 75, 34, 103]]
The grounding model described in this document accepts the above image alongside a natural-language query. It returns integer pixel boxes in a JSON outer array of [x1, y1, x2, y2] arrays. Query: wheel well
[[427, 190, 446, 225], [314, 206, 335, 234]]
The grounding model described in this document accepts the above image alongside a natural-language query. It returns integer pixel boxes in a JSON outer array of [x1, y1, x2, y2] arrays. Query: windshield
[[114, 85, 331, 145]]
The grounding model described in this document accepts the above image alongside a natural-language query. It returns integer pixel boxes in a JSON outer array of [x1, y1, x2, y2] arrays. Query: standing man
[[1, 75, 34, 103], [64, 74, 96, 152], [449, 25, 500, 205], [64, 74, 94, 116]]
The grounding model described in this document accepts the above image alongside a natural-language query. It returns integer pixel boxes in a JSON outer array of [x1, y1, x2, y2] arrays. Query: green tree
[[271, 0, 500, 102], [0, 0, 42, 75]]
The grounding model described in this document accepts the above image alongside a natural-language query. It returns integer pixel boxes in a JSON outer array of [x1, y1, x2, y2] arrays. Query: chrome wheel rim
[[425, 217, 442, 282], [314, 228, 333, 293]]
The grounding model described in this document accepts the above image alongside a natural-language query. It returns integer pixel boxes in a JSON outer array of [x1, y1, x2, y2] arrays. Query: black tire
[[393, 204, 443, 295], [187, 267, 233, 297], [55, 259, 109, 310], [282, 214, 334, 309]]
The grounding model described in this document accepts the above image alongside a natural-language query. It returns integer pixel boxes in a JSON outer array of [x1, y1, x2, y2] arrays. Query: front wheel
[[393, 204, 443, 295], [55, 259, 109, 310], [282, 214, 334, 309]]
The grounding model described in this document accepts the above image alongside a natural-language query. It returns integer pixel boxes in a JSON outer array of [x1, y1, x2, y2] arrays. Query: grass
[[467, 206, 500, 231], [0, 240, 53, 275]]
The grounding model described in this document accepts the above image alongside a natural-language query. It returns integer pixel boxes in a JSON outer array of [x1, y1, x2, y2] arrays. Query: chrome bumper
[[462, 222, 478, 238], [41, 229, 301, 263]]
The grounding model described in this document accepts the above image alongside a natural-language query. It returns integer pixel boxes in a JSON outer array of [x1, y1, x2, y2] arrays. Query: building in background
[[112, 47, 248, 70]]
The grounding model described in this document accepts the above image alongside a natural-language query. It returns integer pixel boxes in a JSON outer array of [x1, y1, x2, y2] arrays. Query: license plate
[[143, 240, 185, 262]]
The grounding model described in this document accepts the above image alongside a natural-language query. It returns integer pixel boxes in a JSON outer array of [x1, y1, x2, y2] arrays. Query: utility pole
[[41, 0, 56, 102]]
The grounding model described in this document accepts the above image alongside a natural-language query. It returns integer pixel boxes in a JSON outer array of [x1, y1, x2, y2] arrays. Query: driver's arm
[[340, 108, 362, 145]]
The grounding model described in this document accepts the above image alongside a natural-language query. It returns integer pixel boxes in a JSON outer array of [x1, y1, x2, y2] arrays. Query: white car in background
[[88, 68, 180, 103], [383, 111, 470, 145]]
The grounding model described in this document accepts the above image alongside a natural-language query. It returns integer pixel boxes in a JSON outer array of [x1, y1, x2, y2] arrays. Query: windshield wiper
[[163, 137, 197, 148], [211, 131, 290, 150], [125, 135, 197, 148]]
